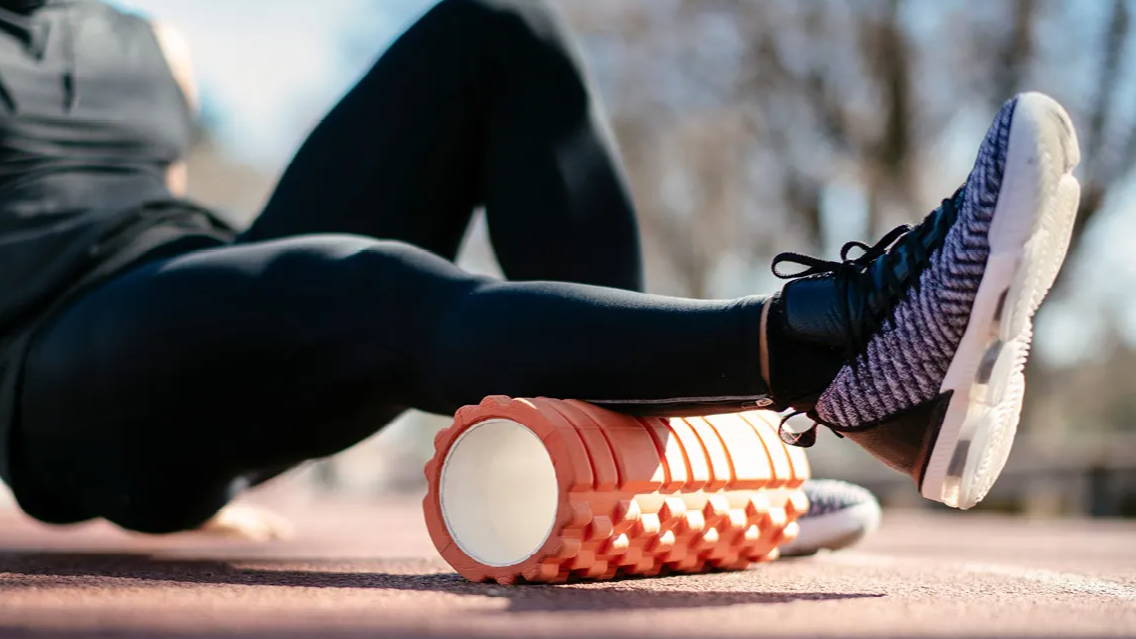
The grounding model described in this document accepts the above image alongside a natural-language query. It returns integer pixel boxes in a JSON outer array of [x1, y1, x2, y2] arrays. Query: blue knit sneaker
[[766, 93, 1081, 509], [780, 479, 881, 557]]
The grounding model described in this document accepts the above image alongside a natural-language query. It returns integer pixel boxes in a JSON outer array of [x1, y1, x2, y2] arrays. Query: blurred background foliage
[[104, 0, 1136, 516]]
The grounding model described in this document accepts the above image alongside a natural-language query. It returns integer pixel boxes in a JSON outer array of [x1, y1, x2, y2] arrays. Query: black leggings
[[13, 0, 767, 533]]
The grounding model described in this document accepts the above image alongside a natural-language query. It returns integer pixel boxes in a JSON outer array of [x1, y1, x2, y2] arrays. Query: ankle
[[763, 292, 846, 411]]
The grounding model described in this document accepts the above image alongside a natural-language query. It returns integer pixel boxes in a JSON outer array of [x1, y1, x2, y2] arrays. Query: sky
[[110, 0, 436, 169]]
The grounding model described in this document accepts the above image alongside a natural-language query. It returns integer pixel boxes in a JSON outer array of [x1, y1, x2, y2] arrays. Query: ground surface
[[0, 490, 1133, 639]]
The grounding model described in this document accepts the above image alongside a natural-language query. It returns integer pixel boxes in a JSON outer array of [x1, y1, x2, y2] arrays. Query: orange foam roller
[[422, 396, 810, 584]]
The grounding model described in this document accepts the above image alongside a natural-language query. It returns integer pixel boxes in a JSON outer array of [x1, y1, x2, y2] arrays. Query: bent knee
[[436, 0, 558, 25], [429, 0, 572, 58]]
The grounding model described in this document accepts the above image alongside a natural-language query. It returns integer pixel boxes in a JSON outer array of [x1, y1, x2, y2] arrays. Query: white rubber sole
[[920, 92, 1081, 509]]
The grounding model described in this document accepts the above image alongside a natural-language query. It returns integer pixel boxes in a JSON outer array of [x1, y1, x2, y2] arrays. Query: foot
[[767, 92, 1081, 509], [193, 503, 295, 542], [780, 479, 881, 557]]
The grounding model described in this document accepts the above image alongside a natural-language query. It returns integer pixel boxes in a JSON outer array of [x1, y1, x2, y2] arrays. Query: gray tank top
[[0, 0, 232, 485]]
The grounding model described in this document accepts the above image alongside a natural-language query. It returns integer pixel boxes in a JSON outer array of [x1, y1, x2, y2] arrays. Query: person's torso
[[0, 0, 193, 331]]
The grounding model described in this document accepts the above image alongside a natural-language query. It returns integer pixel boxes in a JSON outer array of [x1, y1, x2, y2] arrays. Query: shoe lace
[[770, 190, 962, 356], [777, 408, 848, 448], [770, 189, 963, 448]]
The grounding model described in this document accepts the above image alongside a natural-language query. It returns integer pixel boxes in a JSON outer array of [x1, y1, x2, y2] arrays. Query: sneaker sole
[[920, 92, 1081, 509]]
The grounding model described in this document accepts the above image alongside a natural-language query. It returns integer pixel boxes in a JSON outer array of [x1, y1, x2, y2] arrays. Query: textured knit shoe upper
[[764, 99, 1016, 420], [780, 479, 881, 556], [813, 98, 1015, 428], [800, 478, 878, 517]]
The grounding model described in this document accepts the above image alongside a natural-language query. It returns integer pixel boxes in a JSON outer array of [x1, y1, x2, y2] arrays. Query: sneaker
[[780, 479, 881, 556], [766, 92, 1080, 509]]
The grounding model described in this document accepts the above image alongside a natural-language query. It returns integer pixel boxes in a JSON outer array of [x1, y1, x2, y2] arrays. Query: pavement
[[0, 488, 1134, 639]]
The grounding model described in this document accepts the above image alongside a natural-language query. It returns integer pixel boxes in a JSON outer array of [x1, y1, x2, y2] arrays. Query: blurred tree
[[328, 0, 1136, 503], [556, 0, 1135, 296], [553, 0, 1136, 500], [1080, 0, 1133, 246]]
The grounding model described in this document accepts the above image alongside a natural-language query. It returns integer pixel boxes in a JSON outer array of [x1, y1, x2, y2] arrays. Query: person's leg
[[472, 0, 643, 289], [15, 235, 762, 532], [243, 0, 643, 291]]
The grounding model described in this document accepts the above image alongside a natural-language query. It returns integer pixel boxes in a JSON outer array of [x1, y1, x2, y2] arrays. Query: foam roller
[[423, 396, 810, 584]]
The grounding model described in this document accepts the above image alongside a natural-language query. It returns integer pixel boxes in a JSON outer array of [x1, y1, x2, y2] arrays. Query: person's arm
[[150, 21, 197, 197]]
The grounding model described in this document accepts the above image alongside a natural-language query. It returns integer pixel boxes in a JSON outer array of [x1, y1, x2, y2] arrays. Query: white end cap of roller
[[439, 418, 559, 567]]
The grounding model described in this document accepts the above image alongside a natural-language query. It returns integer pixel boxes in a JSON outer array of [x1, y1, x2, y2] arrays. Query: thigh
[[16, 234, 439, 531]]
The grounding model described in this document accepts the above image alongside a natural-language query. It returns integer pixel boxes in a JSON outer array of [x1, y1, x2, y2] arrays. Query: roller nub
[[423, 396, 810, 584]]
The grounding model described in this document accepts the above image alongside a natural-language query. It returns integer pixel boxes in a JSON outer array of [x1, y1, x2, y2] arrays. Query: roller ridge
[[424, 396, 811, 584]]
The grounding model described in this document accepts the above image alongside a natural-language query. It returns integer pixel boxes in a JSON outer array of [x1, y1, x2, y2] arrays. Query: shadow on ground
[[1, 550, 884, 613]]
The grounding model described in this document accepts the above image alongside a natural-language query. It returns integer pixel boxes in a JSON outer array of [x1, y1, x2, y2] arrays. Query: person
[[0, 0, 1080, 535]]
